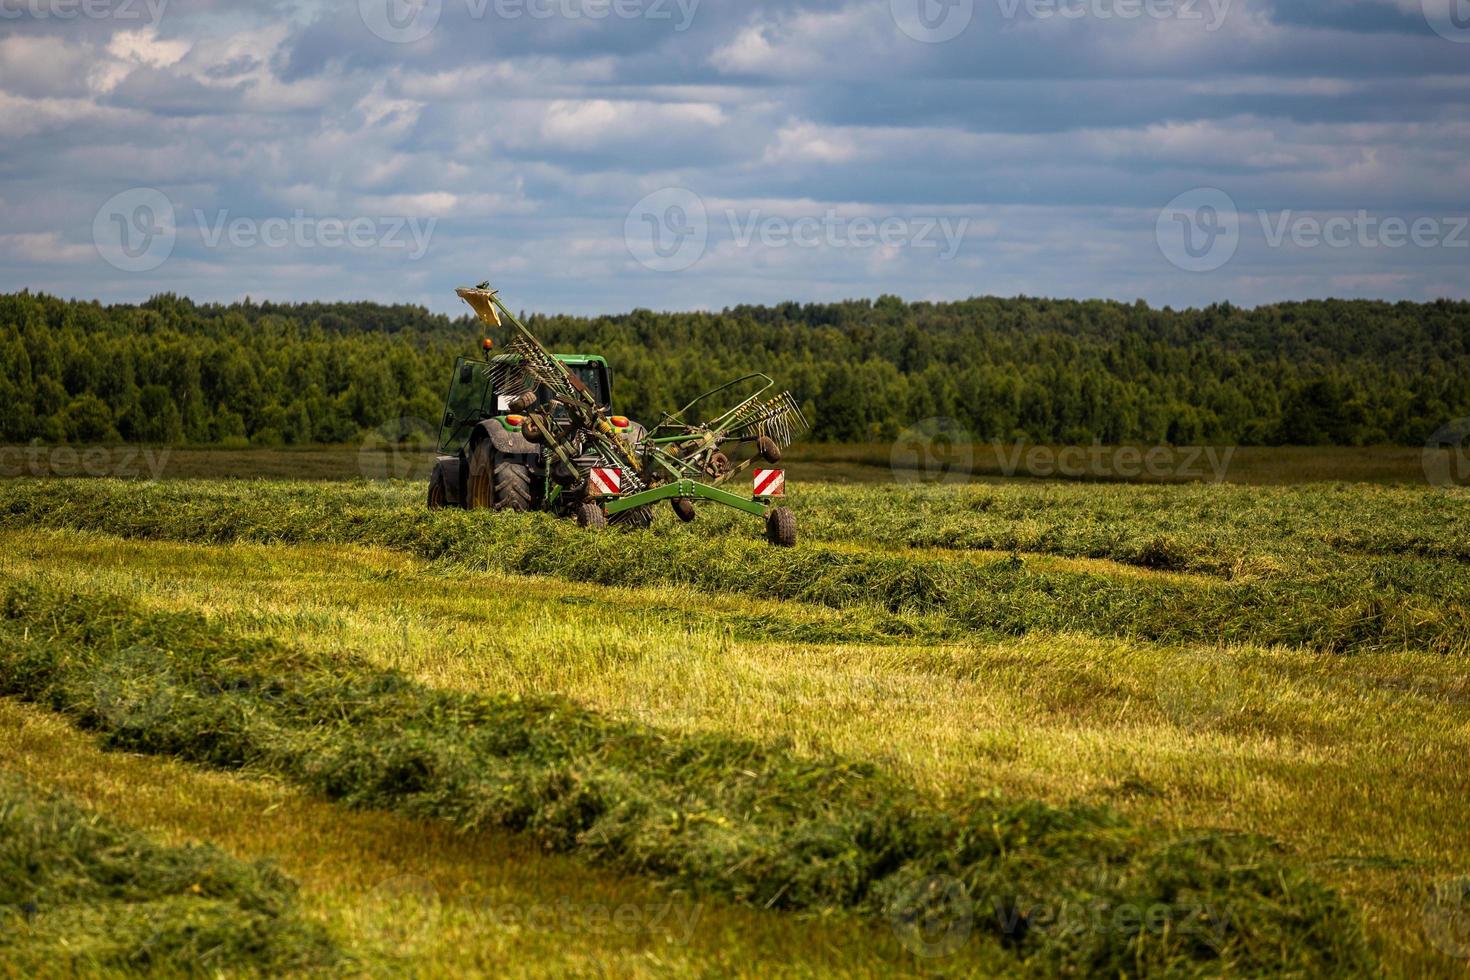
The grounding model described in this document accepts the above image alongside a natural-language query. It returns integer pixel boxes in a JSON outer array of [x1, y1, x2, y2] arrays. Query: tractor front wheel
[[574, 502, 606, 529], [766, 506, 796, 547], [427, 464, 448, 509], [494, 451, 534, 512], [466, 441, 495, 509]]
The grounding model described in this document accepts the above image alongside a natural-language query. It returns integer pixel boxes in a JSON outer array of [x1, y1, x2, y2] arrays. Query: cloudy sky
[[1, 0, 1467, 315]]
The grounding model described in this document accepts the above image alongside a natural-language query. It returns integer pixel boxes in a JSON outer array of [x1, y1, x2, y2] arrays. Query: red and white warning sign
[[588, 467, 622, 496], [753, 468, 785, 497]]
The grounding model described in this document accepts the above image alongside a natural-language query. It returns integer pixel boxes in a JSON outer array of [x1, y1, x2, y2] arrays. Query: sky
[[0, 0, 1467, 316]]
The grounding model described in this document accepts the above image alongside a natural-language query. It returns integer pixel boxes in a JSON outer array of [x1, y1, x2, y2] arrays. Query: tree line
[[2, 290, 1467, 447]]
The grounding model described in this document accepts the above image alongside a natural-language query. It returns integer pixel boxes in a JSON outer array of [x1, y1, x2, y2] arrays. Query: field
[[2, 470, 1469, 976]]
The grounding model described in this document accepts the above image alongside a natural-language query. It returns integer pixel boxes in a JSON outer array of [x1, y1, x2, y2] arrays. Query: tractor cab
[[436, 353, 611, 456]]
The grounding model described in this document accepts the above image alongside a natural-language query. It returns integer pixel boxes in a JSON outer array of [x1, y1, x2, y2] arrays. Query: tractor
[[425, 285, 806, 546]]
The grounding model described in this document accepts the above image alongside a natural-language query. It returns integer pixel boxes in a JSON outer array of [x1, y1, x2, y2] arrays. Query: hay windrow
[[0, 771, 341, 975], [0, 579, 1374, 975]]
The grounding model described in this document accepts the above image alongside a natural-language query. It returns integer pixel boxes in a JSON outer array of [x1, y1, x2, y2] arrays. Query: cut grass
[[0, 770, 340, 976], [0, 699, 946, 979], [7, 528, 1468, 975], [0, 575, 1375, 976], [3, 479, 1467, 654]]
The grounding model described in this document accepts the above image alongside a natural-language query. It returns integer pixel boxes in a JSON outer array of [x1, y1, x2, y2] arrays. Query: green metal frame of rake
[[602, 375, 806, 517]]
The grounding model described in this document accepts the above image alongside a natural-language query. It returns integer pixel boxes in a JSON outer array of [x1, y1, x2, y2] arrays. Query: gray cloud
[[0, 0, 1466, 313]]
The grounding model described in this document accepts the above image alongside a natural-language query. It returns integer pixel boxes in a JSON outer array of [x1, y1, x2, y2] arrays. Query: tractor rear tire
[[611, 504, 654, 530], [427, 465, 448, 509], [671, 498, 696, 522], [575, 502, 606, 529], [466, 440, 495, 509], [494, 452, 534, 512], [766, 506, 796, 547], [757, 436, 782, 463]]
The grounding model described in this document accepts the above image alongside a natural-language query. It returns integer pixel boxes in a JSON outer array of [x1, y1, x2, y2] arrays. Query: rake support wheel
[[574, 502, 606, 529], [671, 498, 697, 522], [766, 506, 796, 547]]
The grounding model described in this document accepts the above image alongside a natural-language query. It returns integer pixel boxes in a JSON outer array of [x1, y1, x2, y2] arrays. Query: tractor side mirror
[[443, 411, 455, 428], [459, 364, 475, 384]]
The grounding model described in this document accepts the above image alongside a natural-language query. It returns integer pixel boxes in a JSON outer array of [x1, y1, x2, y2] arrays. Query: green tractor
[[426, 285, 807, 545]]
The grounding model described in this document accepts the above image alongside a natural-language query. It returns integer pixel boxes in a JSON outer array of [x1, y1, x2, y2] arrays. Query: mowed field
[[2, 471, 1470, 976]]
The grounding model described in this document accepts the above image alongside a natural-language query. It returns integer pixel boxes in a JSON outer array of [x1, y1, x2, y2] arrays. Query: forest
[[2, 290, 1467, 447]]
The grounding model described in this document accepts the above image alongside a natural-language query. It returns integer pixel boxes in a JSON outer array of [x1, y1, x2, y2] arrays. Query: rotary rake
[[445, 283, 808, 545]]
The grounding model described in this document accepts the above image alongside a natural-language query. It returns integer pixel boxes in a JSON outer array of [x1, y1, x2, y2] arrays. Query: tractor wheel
[[466, 440, 495, 509], [427, 465, 448, 509], [765, 506, 797, 547], [610, 504, 654, 530], [670, 498, 696, 523], [574, 502, 606, 529], [493, 451, 534, 512], [757, 436, 782, 463]]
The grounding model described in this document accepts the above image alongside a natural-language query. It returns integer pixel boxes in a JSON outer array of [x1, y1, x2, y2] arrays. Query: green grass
[[2, 475, 1468, 975], [0, 576, 1374, 976], [0, 772, 340, 976]]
